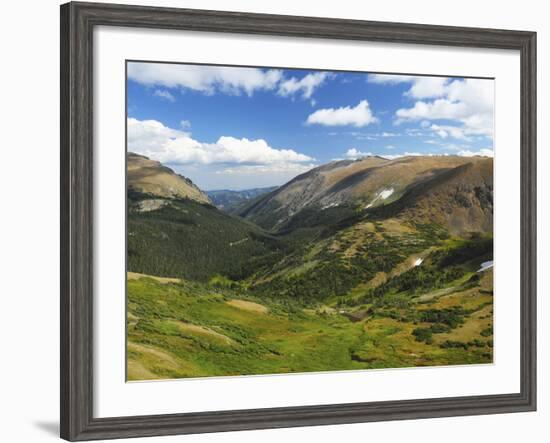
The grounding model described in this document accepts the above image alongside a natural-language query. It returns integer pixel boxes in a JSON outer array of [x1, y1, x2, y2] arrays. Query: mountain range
[[127, 151, 492, 298], [126, 151, 494, 379], [238, 155, 492, 235], [206, 187, 278, 212]]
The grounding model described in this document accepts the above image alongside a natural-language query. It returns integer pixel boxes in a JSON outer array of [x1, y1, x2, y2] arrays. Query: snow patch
[[379, 188, 394, 200], [365, 187, 395, 209], [477, 260, 494, 272]]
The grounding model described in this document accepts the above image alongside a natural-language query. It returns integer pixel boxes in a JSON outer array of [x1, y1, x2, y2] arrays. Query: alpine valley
[[127, 152, 494, 380]]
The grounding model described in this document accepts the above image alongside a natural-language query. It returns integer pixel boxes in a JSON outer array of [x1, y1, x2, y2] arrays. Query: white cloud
[[429, 124, 471, 140], [405, 128, 429, 137], [128, 118, 313, 166], [153, 89, 176, 102], [344, 148, 374, 159], [216, 163, 316, 175], [127, 118, 190, 153], [306, 100, 378, 127], [349, 132, 378, 140], [180, 120, 191, 130], [457, 148, 494, 157], [349, 131, 401, 140], [395, 78, 494, 139], [368, 74, 416, 84], [368, 74, 449, 99], [370, 75, 494, 142], [380, 152, 445, 160], [278, 72, 331, 99], [343, 146, 492, 161], [396, 99, 469, 121], [128, 63, 283, 96], [129, 63, 333, 100], [381, 147, 493, 159], [406, 77, 449, 99]]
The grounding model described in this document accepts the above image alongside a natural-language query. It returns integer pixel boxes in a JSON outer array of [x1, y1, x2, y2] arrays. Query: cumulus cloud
[[277, 72, 331, 99], [127, 118, 190, 153], [369, 74, 494, 142], [456, 148, 494, 157], [306, 100, 378, 127], [128, 63, 334, 100], [153, 89, 176, 102], [128, 118, 313, 167], [386, 148, 492, 159], [395, 78, 494, 139], [380, 152, 448, 160], [128, 62, 283, 96], [368, 74, 449, 99], [429, 124, 472, 140], [396, 99, 468, 121], [368, 74, 416, 84], [407, 77, 449, 99], [344, 148, 374, 159], [216, 163, 316, 175]]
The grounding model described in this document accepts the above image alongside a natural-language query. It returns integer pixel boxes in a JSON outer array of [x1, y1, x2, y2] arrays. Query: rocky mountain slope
[[127, 153, 493, 299], [128, 152, 211, 204], [238, 155, 493, 235]]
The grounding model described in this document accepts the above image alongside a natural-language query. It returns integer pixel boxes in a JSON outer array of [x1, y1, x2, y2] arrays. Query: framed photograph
[[60, 1, 536, 440]]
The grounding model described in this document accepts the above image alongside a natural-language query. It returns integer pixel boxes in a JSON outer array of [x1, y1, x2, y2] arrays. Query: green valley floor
[[127, 266, 493, 380]]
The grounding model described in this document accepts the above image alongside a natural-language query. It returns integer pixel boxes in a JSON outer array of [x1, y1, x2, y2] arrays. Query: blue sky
[[127, 62, 494, 190]]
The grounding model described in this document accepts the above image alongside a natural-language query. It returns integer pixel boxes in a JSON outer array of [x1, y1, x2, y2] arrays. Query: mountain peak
[[127, 152, 211, 204], [238, 155, 492, 234]]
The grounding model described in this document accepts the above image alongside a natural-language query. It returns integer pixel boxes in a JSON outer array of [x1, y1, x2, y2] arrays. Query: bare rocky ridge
[[127, 152, 211, 204], [238, 155, 493, 235], [384, 158, 493, 235]]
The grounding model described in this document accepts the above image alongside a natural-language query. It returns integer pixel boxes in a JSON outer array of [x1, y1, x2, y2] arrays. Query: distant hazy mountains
[[127, 152, 493, 293], [207, 187, 278, 212]]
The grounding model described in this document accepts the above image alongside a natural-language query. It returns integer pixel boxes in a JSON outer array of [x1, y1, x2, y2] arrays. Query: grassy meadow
[[127, 241, 493, 380], [126, 157, 494, 381]]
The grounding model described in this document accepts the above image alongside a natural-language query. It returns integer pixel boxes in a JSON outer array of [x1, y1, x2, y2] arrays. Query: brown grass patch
[[226, 299, 268, 314], [168, 320, 235, 345], [127, 360, 157, 380], [127, 272, 181, 284], [128, 342, 181, 366]]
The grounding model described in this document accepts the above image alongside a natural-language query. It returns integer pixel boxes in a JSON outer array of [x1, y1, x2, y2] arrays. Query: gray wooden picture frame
[[60, 2, 537, 441]]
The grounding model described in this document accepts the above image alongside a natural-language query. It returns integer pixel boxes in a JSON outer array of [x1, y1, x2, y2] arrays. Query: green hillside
[[128, 191, 284, 281], [128, 263, 493, 380], [126, 154, 494, 380]]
